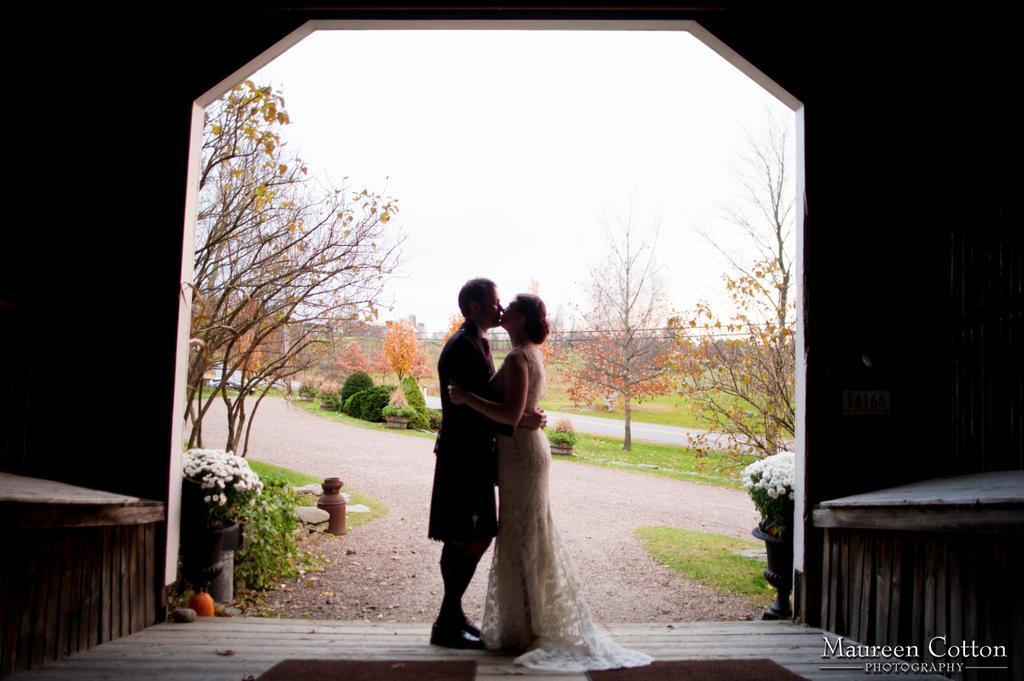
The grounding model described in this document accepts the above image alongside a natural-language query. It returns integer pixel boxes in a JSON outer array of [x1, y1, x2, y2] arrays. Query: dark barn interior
[[1, 3, 1020, 679]]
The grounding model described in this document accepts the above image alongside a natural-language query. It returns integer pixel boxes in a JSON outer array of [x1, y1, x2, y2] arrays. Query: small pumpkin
[[188, 590, 215, 617]]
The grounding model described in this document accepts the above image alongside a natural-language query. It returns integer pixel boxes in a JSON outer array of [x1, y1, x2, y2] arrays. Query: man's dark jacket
[[427, 322, 513, 541]]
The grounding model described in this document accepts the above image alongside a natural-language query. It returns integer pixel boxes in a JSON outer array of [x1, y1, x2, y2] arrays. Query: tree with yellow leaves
[[669, 115, 795, 460], [382, 319, 424, 382], [441, 314, 464, 344]]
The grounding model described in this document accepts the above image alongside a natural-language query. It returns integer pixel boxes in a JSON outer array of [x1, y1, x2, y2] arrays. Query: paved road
[[424, 394, 732, 448], [200, 398, 762, 623]]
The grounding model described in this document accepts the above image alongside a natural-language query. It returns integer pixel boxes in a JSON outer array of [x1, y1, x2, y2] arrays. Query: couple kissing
[[427, 277, 652, 672]]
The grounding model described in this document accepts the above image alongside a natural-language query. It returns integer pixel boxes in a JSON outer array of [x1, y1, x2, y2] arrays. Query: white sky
[[252, 30, 796, 333]]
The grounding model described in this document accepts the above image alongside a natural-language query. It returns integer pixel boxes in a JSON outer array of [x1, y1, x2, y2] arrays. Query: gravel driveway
[[199, 398, 764, 623]]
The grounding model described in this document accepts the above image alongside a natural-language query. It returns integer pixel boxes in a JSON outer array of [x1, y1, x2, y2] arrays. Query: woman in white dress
[[448, 293, 653, 673]]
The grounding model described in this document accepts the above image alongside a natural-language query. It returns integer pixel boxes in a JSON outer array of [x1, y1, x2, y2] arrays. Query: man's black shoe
[[461, 618, 481, 638], [430, 621, 486, 649]]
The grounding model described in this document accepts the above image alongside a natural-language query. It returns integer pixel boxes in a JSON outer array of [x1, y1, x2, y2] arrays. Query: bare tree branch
[[566, 206, 672, 451], [672, 113, 796, 460], [186, 81, 404, 454]]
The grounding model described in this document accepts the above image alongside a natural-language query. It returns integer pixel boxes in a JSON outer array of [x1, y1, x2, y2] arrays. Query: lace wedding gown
[[479, 343, 653, 672]]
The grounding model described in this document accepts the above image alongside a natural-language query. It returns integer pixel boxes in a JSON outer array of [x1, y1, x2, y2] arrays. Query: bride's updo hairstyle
[[514, 294, 550, 344]]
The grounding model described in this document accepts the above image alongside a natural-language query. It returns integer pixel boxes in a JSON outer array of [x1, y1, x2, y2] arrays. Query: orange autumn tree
[[382, 319, 425, 382], [563, 210, 672, 451], [411, 342, 432, 380], [413, 314, 464, 393], [367, 345, 389, 380], [441, 314, 464, 344]]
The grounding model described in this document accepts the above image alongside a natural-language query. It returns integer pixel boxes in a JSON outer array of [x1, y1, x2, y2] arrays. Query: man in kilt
[[428, 278, 546, 648]]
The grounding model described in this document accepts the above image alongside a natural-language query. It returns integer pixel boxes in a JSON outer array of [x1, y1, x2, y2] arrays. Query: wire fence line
[[334, 325, 777, 344]]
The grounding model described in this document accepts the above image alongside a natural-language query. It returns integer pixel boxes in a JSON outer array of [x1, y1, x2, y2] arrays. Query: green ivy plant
[[234, 479, 302, 591]]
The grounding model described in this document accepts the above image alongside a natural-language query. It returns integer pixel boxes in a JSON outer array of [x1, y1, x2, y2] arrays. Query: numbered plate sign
[[842, 390, 891, 415]]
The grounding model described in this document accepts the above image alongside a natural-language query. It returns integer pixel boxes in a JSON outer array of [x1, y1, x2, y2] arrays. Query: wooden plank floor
[[7, 619, 948, 681]]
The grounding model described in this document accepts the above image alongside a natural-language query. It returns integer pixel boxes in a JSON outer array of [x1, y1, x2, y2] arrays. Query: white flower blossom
[[742, 451, 795, 529], [182, 448, 263, 522], [742, 451, 795, 496]]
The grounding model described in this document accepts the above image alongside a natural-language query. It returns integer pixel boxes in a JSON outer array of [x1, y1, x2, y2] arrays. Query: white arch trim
[[170, 18, 807, 583]]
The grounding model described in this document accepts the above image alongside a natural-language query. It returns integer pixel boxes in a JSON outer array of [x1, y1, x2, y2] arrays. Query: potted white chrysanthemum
[[742, 450, 795, 620], [182, 448, 264, 529], [742, 450, 795, 537], [180, 449, 264, 600]]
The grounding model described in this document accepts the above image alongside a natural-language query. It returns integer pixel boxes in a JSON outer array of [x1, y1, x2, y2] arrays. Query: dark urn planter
[[180, 479, 241, 591], [752, 523, 793, 620], [181, 521, 239, 591], [209, 522, 243, 603]]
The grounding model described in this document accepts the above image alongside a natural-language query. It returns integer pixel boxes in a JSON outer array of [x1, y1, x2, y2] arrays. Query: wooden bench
[[1, 472, 166, 677], [812, 471, 1023, 681]]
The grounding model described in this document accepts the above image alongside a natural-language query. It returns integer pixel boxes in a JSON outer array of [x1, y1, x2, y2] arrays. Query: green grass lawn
[[422, 349, 747, 431], [248, 459, 387, 530], [539, 387, 763, 432], [540, 390, 711, 429], [566, 434, 753, 490], [289, 399, 436, 441], [635, 526, 771, 608]]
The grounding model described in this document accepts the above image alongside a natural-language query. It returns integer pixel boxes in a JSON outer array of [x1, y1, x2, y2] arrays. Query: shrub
[[401, 375, 427, 409], [382, 389, 420, 424], [406, 411, 430, 431], [341, 371, 374, 402], [547, 418, 578, 447], [318, 392, 341, 410], [401, 376, 431, 430], [320, 381, 341, 395], [345, 389, 371, 417], [382, 405, 418, 419], [548, 431, 578, 446], [388, 388, 409, 408], [358, 385, 396, 422], [428, 408, 443, 431], [234, 479, 301, 592], [297, 384, 318, 400]]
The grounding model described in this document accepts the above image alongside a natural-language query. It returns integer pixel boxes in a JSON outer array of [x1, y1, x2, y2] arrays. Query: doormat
[[587, 658, 810, 681], [256, 659, 477, 681]]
